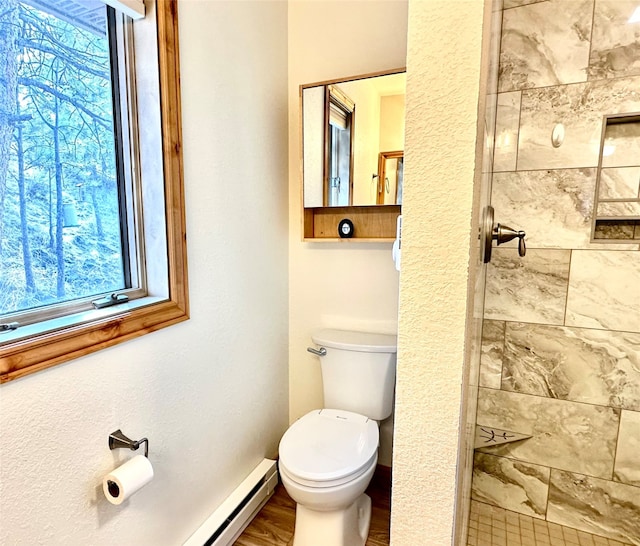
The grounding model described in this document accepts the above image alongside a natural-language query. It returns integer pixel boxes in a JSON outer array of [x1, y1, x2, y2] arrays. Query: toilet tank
[[311, 329, 397, 421]]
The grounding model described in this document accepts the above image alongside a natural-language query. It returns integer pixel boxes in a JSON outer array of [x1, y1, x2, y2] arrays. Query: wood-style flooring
[[233, 466, 391, 546]]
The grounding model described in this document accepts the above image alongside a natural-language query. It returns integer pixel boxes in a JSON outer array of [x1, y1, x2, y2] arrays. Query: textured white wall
[[288, 0, 407, 428], [391, 1, 486, 544], [0, 2, 289, 544]]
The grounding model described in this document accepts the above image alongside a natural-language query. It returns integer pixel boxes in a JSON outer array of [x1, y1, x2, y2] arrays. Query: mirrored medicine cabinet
[[301, 69, 405, 240]]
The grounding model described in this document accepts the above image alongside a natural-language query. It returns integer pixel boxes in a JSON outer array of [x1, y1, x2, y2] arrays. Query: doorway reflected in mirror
[[377, 151, 403, 205]]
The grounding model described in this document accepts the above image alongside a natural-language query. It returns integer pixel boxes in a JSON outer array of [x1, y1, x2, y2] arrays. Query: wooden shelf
[[303, 205, 401, 240], [303, 237, 395, 243]]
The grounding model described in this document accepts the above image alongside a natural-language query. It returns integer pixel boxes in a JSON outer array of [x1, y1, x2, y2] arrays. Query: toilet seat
[[279, 409, 378, 488]]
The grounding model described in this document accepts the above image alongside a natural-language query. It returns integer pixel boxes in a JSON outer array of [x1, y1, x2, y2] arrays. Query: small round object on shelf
[[338, 218, 354, 238]]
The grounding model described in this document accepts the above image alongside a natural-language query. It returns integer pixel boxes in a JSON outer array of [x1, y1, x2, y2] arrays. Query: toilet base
[[292, 493, 372, 546]]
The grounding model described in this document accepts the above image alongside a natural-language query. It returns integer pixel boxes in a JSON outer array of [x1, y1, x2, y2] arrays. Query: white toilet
[[278, 328, 397, 546]]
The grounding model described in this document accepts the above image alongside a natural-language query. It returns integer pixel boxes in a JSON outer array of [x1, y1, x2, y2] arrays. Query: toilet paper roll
[[103, 455, 154, 505]]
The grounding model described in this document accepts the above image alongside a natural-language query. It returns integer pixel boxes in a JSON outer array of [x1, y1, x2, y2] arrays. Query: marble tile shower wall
[[471, 1, 640, 545]]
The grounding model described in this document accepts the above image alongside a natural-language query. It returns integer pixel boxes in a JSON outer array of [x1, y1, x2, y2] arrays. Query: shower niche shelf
[[591, 113, 640, 242], [474, 426, 531, 449]]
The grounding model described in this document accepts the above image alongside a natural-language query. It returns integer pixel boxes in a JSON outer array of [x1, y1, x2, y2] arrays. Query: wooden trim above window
[[0, 0, 189, 383]]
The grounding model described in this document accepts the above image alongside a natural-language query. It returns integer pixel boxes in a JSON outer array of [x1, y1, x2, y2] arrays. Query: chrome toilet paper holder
[[108, 429, 149, 458]]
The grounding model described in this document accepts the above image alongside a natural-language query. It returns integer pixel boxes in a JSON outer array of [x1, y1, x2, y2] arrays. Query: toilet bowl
[[280, 329, 397, 546], [278, 409, 379, 546]]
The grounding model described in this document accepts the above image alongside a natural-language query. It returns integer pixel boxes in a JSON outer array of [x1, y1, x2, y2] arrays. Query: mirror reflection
[[302, 70, 406, 208], [378, 151, 403, 205]]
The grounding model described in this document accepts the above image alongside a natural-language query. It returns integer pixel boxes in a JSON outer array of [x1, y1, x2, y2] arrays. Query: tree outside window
[[0, 0, 124, 317]]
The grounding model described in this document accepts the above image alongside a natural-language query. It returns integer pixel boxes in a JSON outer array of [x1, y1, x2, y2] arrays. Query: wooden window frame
[[0, 1, 189, 383]]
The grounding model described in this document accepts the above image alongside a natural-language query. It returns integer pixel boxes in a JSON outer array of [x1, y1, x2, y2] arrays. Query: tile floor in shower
[[468, 500, 634, 546]]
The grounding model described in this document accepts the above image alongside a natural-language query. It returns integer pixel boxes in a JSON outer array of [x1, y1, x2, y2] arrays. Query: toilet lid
[[311, 329, 397, 353], [279, 409, 378, 486]]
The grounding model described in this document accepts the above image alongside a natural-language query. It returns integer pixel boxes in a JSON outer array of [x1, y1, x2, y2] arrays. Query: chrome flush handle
[[307, 347, 327, 357]]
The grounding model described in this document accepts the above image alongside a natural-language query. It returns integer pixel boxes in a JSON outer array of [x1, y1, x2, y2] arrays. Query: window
[[2, 1, 128, 319], [0, 0, 189, 382], [325, 85, 354, 207]]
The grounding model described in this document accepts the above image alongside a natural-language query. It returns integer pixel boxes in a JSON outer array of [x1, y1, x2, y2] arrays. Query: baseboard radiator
[[184, 459, 278, 546]]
